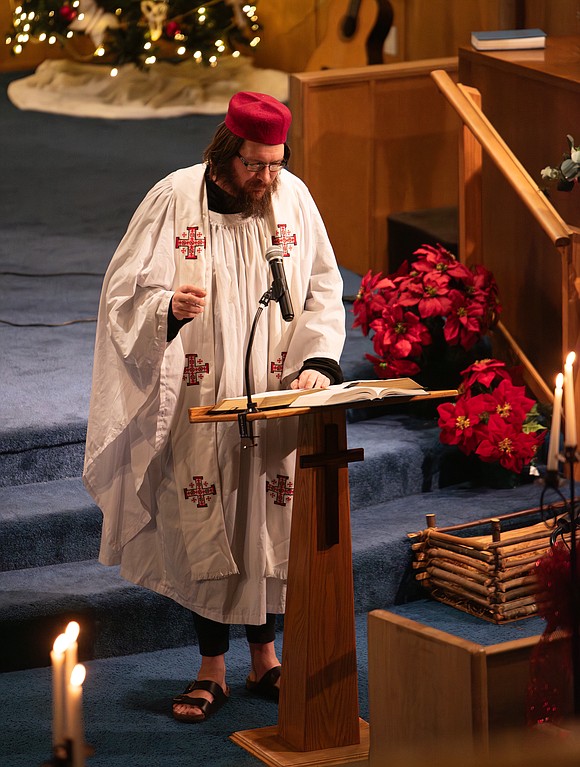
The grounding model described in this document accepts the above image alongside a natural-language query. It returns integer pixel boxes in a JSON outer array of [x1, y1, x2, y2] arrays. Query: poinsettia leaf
[[530, 403, 543, 417], [567, 134, 575, 150], [522, 422, 546, 434]]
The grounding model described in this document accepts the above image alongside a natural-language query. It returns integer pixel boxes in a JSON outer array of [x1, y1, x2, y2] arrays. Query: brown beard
[[215, 162, 279, 218]]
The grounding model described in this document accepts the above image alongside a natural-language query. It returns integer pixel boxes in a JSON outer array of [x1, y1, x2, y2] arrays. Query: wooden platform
[[231, 721, 369, 767]]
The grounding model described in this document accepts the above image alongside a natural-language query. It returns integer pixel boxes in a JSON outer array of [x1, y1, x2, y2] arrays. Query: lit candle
[[50, 633, 69, 749], [547, 373, 564, 471], [66, 664, 86, 767], [64, 621, 80, 695], [564, 352, 577, 447]]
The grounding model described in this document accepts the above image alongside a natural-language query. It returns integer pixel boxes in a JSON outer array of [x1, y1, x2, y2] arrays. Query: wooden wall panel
[[289, 78, 375, 276], [395, 0, 516, 62], [525, 0, 580, 36], [289, 59, 459, 276]]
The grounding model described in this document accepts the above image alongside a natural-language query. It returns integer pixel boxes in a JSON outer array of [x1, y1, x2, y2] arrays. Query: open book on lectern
[[210, 378, 427, 413]]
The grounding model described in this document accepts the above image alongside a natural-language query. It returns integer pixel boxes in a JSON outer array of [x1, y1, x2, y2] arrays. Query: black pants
[[192, 611, 277, 656]]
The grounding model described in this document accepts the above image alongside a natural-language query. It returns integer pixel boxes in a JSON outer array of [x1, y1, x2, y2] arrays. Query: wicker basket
[[409, 504, 568, 623]]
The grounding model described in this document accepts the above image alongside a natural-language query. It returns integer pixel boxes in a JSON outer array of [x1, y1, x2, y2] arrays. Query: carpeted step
[[0, 412, 445, 572], [0, 477, 559, 672], [0, 314, 376, 488], [349, 478, 558, 616], [0, 560, 195, 672], [0, 477, 100, 571], [0, 423, 87, 488], [347, 410, 444, 506]]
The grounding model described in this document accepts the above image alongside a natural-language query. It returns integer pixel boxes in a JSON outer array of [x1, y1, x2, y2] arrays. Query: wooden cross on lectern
[[300, 422, 364, 549]]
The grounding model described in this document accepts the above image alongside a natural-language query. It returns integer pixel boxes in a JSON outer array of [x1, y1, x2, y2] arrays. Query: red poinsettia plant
[[437, 359, 547, 474], [352, 244, 501, 383]]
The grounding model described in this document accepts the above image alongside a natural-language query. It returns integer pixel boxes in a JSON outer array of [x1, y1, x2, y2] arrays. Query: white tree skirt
[[8, 56, 289, 119]]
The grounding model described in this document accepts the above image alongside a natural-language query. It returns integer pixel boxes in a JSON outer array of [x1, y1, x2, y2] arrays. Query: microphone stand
[[238, 284, 278, 447]]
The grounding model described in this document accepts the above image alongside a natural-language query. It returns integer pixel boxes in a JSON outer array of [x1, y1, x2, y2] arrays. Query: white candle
[[50, 634, 68, 748], [66, 663, 86, 767], [547, 373, 564, 471], [564, 351, 577, 447], [64, 621, 80, 698]]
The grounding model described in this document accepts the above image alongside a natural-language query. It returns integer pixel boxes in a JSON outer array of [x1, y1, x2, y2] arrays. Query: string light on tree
[[5, 0, 262, 67]]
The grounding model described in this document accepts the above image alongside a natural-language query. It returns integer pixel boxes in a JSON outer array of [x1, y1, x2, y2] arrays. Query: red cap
[[225, 91, 291, 145]]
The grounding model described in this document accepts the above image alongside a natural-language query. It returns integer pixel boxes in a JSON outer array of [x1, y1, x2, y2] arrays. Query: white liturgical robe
[[83, 163, 346, 624]]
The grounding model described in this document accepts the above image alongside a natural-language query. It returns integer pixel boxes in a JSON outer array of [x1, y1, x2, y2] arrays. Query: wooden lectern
[[189, 390, 455, 767]]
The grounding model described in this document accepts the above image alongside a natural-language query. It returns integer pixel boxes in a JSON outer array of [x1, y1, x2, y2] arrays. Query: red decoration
[[175, 226, 206, 260], [183, 476, 217, 508], [270, 352, 287, 379], [535, 541, 580, 631], [527, 542, 578, 725], [437, 359, 546, 475], [59, 4, 77, 22], [352, 244, 501, 380], [271, 223, 297, 255], [183, 353, 209, 386], [266, 474, 294, 506], [165, 21, 181, 38]]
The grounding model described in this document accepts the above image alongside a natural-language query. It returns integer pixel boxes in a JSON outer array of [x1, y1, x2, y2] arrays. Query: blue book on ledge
[[471, 28, 546, 51]]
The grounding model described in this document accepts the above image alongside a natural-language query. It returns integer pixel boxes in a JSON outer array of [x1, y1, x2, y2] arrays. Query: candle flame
[[70, 663, 86, 687], [556, 372, 564, 389], [566, 351, 576, 367], [65, 621, 80, 641], [53, 633, 69, 655]]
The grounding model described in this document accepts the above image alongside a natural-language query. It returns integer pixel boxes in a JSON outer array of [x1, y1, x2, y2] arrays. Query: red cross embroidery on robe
[[271, 224, 297, 255], [184, 476, 217, 508], [183, 353, 209, 386], [270, 351, 287, 379], [266, 474, 294, 506], [176, 226, 206, 259]]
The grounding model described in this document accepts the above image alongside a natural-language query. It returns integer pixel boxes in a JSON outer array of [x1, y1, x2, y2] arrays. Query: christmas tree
[[5, 0, 261, 70]]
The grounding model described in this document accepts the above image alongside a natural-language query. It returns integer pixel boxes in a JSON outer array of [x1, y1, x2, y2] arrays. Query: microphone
[[266, 245, 294, 322]]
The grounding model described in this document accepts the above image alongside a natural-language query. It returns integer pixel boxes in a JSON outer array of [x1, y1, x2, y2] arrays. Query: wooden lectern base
[[230, 720, 369, 767], [189, 392, 455, 767]]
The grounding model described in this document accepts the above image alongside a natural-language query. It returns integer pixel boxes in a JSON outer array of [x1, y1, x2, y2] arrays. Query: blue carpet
[[0, 615, 368, 767], [0, 602, 551, 767], [388, 599, 546, 645]]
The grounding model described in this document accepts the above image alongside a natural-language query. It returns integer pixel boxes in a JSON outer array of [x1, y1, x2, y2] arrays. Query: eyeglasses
[[237, 153, 287, 173]]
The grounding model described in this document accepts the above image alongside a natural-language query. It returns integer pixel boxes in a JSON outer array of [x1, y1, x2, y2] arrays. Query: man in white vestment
[[83, 91, 346, 722]]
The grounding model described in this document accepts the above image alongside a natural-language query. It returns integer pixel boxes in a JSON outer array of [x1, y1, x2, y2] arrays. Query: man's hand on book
[[290, 369, 330, 390]]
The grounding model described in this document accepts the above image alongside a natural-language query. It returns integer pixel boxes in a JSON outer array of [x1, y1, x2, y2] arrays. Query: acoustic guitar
[[306, 0, 394, 71]]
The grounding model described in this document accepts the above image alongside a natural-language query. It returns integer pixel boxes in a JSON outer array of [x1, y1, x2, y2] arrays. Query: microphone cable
[[0, 270, 103, 327]]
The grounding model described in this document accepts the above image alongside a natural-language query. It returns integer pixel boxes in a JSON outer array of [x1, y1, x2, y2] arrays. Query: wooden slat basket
[[409, 504, 568, 623]]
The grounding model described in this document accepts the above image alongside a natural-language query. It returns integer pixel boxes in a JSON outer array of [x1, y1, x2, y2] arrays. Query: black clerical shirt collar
[[204, 168, 243, 214]]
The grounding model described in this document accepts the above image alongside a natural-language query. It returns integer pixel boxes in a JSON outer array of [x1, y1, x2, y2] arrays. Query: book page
[[288, 379, 426, 408], [344, 378, 425, 392], [210, 378, 426, 413], [210, 387, 321, 413]]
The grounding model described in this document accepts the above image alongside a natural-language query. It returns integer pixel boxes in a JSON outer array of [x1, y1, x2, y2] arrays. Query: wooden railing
[[430, 69, 577, 407]]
